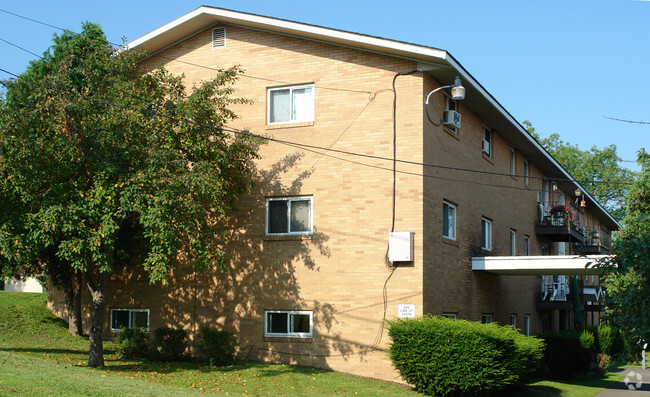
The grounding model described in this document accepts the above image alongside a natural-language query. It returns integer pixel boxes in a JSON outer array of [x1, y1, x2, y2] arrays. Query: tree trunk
[[85, 272, 106, 367], [66, 272, 83, 336]]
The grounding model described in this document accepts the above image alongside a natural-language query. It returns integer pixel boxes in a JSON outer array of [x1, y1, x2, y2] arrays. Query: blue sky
[[0, 1, 647, 171]]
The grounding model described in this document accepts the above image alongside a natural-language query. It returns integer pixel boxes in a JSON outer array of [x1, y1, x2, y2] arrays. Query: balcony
[[535, 203, 584, 242], [575, 228, 611, 255]]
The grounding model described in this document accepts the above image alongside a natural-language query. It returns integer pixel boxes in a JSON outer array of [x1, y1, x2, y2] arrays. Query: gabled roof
[[126, 6, 620, 230]]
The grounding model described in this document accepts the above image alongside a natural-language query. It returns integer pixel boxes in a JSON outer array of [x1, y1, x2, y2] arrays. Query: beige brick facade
[[48, 9, 617, 382]]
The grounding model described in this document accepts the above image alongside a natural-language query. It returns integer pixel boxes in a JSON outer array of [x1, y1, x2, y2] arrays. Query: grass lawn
[[0, 291, 418, 396], [0, 290, 639, 396]]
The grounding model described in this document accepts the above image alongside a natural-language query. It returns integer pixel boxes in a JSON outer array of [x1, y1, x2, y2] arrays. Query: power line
[[0, 9, 632, 190], [0, 65, 633, 191]]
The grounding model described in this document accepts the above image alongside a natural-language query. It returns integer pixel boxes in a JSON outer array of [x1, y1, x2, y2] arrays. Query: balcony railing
[[536, 202, 585, 242], [540, 275, 570, 302], [576, 228, 611, 254]]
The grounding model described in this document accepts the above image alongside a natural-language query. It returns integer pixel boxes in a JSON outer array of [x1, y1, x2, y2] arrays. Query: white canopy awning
[[471, 255, 612, 275]]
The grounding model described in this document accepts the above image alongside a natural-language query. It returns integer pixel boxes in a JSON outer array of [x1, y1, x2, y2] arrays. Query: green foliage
[[387, 315, 544, 396], [0, 23, 261, 364], [541, 330, 595, 379], [522, 120, 635, 222], [197, 327, 237, 366], [149, 327, 189, 362], [593, 150, 650, 353], [115, 327, 149, 359], [586, 325, 625, 359]]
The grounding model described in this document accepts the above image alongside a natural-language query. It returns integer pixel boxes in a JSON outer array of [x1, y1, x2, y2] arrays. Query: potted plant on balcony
[[550, 205, 568, 226]]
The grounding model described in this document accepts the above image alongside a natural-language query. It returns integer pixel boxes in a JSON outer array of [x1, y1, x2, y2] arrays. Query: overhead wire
[[0, 10, 635, 187]]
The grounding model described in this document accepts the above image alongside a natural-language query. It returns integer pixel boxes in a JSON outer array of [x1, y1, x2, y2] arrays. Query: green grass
[[0, 291, 418, 396], [0, 291, 641, 396]]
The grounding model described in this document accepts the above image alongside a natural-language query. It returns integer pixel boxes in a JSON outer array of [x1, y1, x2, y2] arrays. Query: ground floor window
[[442, 312, 457, 320], [481, 314, 493, 324], [510, 314, 517, 330], [110, 308, 150, 332], [265, 310, 313, 338], [524, 314, 530, 337]]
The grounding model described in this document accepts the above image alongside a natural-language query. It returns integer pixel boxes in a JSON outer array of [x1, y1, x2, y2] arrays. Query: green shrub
[[387, 315, 544, 396], [541, 330, 594, 378], [197, 327, 237, 366], [595, 353, 611, 376], [115, 327, 149, 359], [149, 327, 189, 362]]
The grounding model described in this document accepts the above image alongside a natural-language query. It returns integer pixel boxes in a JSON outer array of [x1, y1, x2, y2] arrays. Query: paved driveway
[[596, 367, 650, 396]]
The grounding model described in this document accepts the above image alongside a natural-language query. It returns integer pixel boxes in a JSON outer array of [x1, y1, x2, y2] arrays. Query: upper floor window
[[110, 308, 149, 332], [510, 148, 516, 175], [482, 126, 491, 157], [443, 201, 456, 240], [266, 196, 313, 235], [445, 96, 458, 133], [524, 235, 530, 256], [265, 310, 313, 338], [268, 85, 314, 124], [524, 160, 529, 185], [481, 217, 492, 251]]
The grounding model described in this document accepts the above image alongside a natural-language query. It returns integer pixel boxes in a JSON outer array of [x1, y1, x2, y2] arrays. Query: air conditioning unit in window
[[442, 110, 461, 129]]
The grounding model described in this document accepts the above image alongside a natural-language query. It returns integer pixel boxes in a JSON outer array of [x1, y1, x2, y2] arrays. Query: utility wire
[[0, 10, 635, 187], [0, 66, 633, 190]]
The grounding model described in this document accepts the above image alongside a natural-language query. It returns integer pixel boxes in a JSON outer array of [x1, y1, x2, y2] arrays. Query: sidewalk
[[596, 367, 650, 396]]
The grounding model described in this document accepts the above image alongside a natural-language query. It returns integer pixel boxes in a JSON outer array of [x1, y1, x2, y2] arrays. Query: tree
[[593, 150, 650, 352], [522, 120, 635, 222], [0, 23, 260, 366]]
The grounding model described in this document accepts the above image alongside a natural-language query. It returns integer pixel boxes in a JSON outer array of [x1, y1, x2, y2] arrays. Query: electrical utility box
[[388, 232, 414, 262]]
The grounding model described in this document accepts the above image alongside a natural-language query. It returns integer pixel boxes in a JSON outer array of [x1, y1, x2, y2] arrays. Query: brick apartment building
[[48, 7, 619, 381]]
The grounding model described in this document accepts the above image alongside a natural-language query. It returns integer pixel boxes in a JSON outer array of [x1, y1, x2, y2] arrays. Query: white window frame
[[524, 314, 530, 337], [110, 308, 150, 332], [443, 201, 456, 240], [482, 126, 491, 157], [264, 310, 313, 338], [266, 196, 313, 236], [524, 160, 529, 185], [481, 314, 493, 324], [267, 84, 314, 125], [443, 312, 457, 320], [524, 235, 530, 256], [481, 217, 492, 251], [510, 314, 517, 330], [510, 148, 516, 175], [510, 229, 516, 256], [445, 96, 457, 133]]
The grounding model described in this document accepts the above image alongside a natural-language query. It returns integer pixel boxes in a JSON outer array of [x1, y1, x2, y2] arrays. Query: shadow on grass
[[100, 358, 330, 377]]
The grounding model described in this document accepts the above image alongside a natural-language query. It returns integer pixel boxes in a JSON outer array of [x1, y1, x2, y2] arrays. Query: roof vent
[[212, 27, 226, 48]]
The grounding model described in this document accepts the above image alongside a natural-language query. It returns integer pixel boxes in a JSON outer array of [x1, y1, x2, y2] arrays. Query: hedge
[[387, 315, 544, 396]]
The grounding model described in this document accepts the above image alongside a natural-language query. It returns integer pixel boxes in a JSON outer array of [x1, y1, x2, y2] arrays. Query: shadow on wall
[[109, 152, 371, 370]]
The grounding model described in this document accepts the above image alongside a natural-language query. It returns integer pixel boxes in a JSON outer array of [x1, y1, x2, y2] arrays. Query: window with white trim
[[481, 314, 493, 324], [524, 160, 529, 185], [510, 229, 516, 256], [266, 196, 313, 235], [482, 126, 491, 156], [524, 235, 530, 256], [510, 314, 517, 330], [443, 201, 456, 240], [110, 309, 149, 332], [268, 85, 314, 124], [445, 96, 457, 133], [443, 313, 457, 320], [265, 310, 313, 338], [481, 217, 492, 251], [524, 314, 530, 337]]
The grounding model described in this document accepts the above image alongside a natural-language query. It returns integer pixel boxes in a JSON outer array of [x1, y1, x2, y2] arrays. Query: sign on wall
[[398, 304, 415, 318]]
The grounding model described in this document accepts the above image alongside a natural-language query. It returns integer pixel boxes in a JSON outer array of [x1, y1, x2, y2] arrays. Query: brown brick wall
[[46, 23, 608, 382]]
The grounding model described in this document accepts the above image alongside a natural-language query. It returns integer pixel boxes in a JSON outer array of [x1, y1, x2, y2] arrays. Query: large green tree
[[0, 23, 259, 366], [593, 150, 650, 351], [523, 120, 635, 222]]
